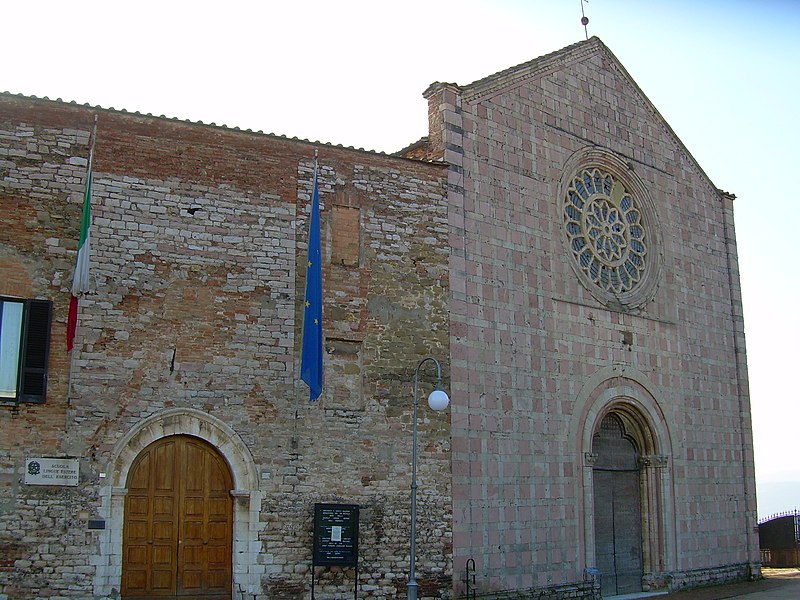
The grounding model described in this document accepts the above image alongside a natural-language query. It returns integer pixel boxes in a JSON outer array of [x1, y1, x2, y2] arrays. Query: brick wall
[[0, 94, 450, 599]]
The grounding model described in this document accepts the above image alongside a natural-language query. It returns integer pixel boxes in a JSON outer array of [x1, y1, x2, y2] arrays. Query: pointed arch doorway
[[121, 435, 233, 600]]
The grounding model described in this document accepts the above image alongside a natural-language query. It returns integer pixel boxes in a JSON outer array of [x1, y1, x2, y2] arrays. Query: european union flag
[[300, 166, 324, 401]]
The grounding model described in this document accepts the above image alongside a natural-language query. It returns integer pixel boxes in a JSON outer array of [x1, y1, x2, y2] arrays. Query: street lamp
[[408, 356, 450, 600]]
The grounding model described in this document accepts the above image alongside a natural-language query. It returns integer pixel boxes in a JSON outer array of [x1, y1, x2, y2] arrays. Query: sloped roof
[[462, 37, 596, 100], [0, 91, 443, 164]]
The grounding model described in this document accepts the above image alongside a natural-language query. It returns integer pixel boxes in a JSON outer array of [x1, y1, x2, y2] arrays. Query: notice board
[[313, 503, 359, 567]]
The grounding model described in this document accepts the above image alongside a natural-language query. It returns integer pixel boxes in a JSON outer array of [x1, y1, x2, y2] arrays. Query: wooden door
[[122, 436, 233, 600], [593, 414, 643, 597]]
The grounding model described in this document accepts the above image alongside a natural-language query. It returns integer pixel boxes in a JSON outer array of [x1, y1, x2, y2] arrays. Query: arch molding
[[92, 408, 263, 598]]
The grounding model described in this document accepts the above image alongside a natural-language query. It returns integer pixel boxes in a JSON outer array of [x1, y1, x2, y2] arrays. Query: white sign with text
[[25, 458, 79, 486]]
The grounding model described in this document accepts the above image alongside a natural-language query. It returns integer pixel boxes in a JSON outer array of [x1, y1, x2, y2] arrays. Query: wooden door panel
[[128, 496, 148, 516], [153, 442, 176, 490], [206, 463, 232, 594], [210, 461, 228, 488], [180, 542, 203, 591], [207, 545, 228, 562], [154, 496, 174, 515], [125, 570, 147, 591], [182, 576, 202, 591], [208, 568, 228, 589], [128, 546, 147, 564], [126, 520, 148, 539], [153, 520, 175, 538], [177, 439, 233, 597], [208, 521, 229, 538], [183, 519, 203, 536], [209, 496, 229, 515], [128, 453, 150, 489], [184, 496, 204, 512], [183, 441, 206, 491], [123, 436, 232, 599], [152, 567, 175, 591]]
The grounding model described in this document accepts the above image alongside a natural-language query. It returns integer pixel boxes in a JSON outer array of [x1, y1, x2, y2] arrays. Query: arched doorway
[[592, 413, 643, 596], [574, 373, 676, 594], [121, 435, 233, 600]]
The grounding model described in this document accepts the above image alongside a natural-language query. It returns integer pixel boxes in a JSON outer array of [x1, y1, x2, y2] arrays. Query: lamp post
[[408, 356, 450, 600]]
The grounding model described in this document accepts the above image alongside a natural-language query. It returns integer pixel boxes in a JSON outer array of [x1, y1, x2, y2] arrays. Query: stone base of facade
[[473, 580, 600, 600], [466, 563, 762, 600], [666, 562, 762, 593]]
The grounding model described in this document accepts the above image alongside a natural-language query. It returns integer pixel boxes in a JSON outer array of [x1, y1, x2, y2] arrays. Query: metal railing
[[462, 558, 476, 599]]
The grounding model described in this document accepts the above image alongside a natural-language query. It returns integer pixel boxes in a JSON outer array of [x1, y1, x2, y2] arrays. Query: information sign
[[313, 503, 359, 566]]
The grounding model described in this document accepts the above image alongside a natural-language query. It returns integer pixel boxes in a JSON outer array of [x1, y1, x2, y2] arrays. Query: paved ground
[[662, 568, 800, 599]]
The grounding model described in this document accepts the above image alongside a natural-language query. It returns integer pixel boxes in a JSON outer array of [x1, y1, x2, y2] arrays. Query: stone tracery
[[564, 167, 648, 296]]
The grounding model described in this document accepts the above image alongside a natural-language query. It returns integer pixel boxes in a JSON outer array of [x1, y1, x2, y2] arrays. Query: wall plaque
[[25, 458, 79, 486], [313, 503, 359, 566]]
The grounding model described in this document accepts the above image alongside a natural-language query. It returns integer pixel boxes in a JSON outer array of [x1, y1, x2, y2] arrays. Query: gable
[[424, 36, 738, 323], [456, 37, 721, 201]]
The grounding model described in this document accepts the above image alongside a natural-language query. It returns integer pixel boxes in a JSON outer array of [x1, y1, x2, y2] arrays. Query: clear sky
[[3, 0, 798, 518]]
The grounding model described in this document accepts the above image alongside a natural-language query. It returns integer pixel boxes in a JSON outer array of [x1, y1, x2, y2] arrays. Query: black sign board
[[313, 503, 359, 567]]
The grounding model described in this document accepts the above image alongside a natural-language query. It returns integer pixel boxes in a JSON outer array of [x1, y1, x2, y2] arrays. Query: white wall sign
[[25, 458, 79, 486]]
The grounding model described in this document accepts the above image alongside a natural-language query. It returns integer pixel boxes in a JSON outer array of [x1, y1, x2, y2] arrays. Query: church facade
[[422, 38, 758, 596], [0, 37, 758, 599]]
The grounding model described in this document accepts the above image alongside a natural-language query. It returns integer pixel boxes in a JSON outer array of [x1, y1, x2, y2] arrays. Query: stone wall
[[0, 94, 450, 599], [667, 563, 756, 593], [426, 38, 757, 596]]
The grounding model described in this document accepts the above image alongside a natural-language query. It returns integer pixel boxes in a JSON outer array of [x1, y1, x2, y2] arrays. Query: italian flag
[[66, 157, 93, 352]]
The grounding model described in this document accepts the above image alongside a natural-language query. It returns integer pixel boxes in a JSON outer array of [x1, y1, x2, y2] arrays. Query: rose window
[[563, 168, 647, 295]]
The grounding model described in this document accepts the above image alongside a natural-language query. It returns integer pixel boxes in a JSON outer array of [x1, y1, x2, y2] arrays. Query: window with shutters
[[0, 297, 52, 403]]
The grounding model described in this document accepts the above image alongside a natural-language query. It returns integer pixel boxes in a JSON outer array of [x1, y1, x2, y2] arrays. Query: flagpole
[[67, 114, 98, 403]]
